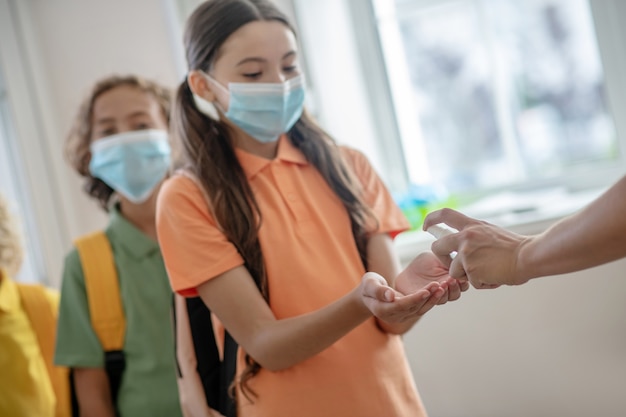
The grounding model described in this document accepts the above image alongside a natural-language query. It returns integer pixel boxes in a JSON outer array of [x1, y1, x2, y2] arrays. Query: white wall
[[25, 0, 181, 237], [397, 236, 626, 417], [3, 0, 625, 416], [4, 0, 181, 284], [293, 0, 388, 178]]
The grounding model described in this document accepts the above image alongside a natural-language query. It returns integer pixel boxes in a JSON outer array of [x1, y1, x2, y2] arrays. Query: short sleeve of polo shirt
[[54, 250, 105, 368], [340, 146, 410, 238], [156, 175, 245, 297]]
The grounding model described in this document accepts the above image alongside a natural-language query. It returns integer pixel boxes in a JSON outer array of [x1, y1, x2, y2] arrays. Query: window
[[294, 0, 626, 227], [0, 68, 43, 283], [0, 0, 70, 285], [373, 0, 618, 195]]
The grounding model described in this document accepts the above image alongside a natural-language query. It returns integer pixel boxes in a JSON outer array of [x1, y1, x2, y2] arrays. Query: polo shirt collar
[[0, 270, 20, 313], [235, 135, 309, 180], [106, 204, 160, 259]]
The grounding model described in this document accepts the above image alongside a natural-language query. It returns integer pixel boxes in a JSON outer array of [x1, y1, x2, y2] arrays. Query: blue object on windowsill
[[394, 183, 455, 231]]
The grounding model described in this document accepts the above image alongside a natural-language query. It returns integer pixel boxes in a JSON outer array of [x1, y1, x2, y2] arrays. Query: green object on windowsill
[[394, 184, 457, 231]]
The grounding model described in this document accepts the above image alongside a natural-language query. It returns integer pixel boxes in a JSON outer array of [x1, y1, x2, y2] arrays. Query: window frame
[[0, 0, 70, 285], [293, 0, 626, 202]]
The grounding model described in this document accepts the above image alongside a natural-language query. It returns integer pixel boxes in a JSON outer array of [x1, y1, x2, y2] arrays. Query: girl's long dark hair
[[174, 0, 374, 401]]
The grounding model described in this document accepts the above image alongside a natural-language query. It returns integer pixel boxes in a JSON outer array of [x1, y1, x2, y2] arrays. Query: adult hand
[[423, 208, 531, 288], [395, 251, 470, 303], [359, 271, 445, 324]]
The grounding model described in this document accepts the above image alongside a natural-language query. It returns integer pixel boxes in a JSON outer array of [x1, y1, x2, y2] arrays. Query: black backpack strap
[[171, 294, 181, 378], [69, 370, 79, 416], [185, 297, 225, 411], [105, 350, 126, 415], [221, 331, 238, 417]]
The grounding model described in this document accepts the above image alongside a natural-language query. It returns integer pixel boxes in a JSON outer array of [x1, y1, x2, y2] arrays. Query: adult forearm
[[520, 177, 626, 279]]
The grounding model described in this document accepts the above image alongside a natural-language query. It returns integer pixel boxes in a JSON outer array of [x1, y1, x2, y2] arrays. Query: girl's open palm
[[395, 252, 469, 304], [360, 252, 468, 324]]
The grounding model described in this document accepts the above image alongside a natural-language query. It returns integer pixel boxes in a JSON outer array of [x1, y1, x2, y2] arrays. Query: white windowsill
[[394, 186, 607, 264]]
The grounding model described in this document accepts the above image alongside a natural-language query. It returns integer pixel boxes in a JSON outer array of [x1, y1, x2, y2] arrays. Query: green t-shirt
[[54, 206, 182, 417]]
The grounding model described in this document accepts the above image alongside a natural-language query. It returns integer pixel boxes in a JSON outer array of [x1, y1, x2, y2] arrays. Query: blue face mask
[[204, 74, 306, 143], [89, 129, 171, 204]]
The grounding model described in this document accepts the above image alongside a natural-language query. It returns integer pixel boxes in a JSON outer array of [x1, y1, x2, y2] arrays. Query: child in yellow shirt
[[0, 193, 70, 417]]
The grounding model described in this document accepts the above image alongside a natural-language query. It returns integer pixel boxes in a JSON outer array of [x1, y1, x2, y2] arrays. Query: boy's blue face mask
[[89, 129, 171, 204], [201, 73, 306, 143]]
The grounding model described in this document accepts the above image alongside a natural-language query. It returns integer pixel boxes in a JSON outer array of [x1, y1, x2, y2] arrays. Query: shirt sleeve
[[340, 147, 410, 238], [54, 250, 104, 368], [156, 175, 245, 297]]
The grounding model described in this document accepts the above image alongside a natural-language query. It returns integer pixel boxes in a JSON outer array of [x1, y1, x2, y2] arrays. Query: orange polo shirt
[[157, 136, 426, 417]]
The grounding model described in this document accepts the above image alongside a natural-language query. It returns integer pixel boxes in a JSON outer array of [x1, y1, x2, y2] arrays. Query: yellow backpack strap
[[18, 283, 72, 417], [74, 231, 126, 351]]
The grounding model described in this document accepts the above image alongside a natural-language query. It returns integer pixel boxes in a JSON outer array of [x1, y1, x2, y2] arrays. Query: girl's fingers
[[362, 272, 396, 302], [364, 281, 451, 323], [415, 287, 446, 316], [388, 284, 442, 314]]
